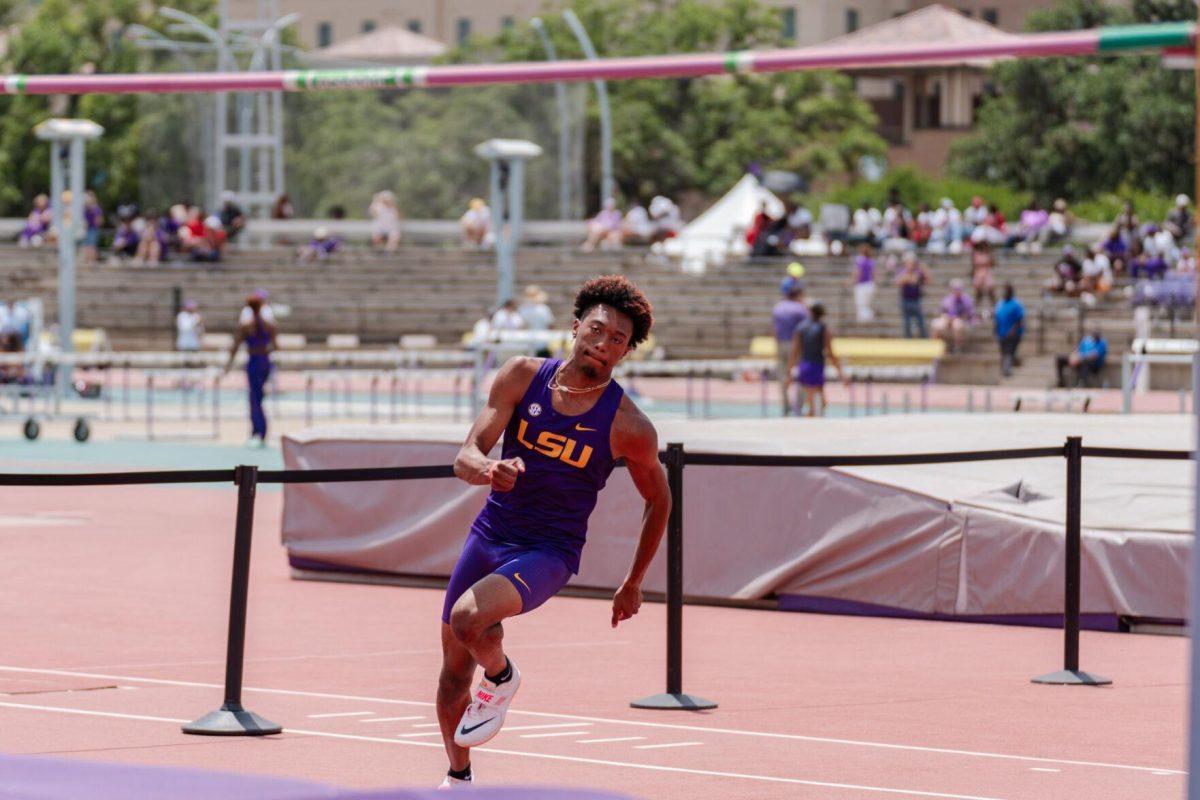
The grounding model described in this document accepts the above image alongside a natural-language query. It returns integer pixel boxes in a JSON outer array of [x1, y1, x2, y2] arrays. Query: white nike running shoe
[[453, 659, 521, 747], [437, 774, 473, 789]]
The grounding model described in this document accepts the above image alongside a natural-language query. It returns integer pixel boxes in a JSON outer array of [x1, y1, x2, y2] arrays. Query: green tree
[[0, 0, 214, 215], [948, 0, 1195, 202], [286, 0, 885, 217]]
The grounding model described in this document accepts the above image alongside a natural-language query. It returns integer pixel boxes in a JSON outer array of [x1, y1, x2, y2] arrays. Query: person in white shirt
[[176, 300, 205, 352], [460, 198, 493, 248], [369, 190, 403, 253], [517, 285, 554, 331], [648, 195, 682, 242], [490, 299, 525, 331], [621, 204, 654, 245]]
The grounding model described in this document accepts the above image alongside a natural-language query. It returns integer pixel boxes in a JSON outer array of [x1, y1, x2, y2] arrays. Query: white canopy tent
[[660, 174, 825, 272]]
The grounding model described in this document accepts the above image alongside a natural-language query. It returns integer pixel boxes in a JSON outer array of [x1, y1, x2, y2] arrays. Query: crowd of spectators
[[580, 196, 682, 251]]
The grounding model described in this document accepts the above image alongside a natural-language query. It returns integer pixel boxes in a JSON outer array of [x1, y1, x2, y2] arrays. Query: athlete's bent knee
[[449, 604, 483, 645]]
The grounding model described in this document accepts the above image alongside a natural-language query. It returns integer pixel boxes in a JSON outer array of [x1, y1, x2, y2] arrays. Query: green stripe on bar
[[15, 75, 25, 92], [724, 51, 741, 73], [1098, 21, 1194, 52]]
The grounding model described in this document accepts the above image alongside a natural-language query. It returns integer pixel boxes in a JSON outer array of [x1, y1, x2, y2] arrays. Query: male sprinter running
[[436, 275, 668, 788]]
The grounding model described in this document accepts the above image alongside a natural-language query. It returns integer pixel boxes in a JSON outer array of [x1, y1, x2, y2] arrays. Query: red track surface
[[0, 484, 1186, 799]]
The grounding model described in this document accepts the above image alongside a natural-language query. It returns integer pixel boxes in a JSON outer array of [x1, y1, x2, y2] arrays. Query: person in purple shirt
[[931, 279, 976, 353], [297, 226, 342, 263], [851, 244, 876, 322], [771, 284, 809, 415], [437, 276, 669, 788], [581, 198, 624, 251], [81, 191, 103, 264]]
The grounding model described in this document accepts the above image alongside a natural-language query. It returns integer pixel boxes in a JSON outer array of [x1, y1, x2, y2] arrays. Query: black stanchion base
[[630, 692, 718, 710], [1031, 669, 1112, 686], [182, 703, 283, 736]]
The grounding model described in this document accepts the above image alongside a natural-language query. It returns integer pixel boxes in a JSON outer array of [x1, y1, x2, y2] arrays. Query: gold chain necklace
[[549, 360, 612, 394]]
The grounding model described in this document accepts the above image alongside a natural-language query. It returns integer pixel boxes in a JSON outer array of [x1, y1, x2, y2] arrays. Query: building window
[[317, 22, 333, 47], [780, 8, 796, 41], [982, 8, 998, 25], [501, 16, 515, 30], [362, 20, 376, 34], [456, 17, 471, 44], [407, 19, 422, 33], [845, 9, 859, 33]]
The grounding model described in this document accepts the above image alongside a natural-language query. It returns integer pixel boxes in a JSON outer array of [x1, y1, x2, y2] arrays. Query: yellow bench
[[831, 338, 945, 366]]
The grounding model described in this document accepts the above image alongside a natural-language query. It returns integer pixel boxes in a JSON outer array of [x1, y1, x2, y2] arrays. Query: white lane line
[[0, 701, 1012, 800], [0, 665, 1181, 777], [361, 716, 424, 723], [577, 737, 647, 744], [307, 711, 374, 719], [520, 731, 591, 739], [64, 640, 633, 672], [396, 731, 444, 738], [500, 723, 591, 732], [411, 723, 441, 728], [635, 741, 703, 750], [1029, 768, 1060, 773]]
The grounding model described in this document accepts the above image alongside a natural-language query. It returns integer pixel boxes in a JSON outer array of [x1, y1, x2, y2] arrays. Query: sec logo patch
[[528, 402, 542, 417]]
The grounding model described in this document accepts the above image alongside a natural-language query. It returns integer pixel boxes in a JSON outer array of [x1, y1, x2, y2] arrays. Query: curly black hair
[[573, 275, 654, 349]]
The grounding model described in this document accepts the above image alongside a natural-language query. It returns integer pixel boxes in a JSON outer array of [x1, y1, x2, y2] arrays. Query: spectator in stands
[[1177, 248, 1196, 274], [910, 202, 933, 249], [621, 202, 655, 246], [649, 195, 682, 242], [749, 202, 789, 257], [179, 206, 206, 254], [1113, 200, 1139, 248], [1056, 328, 1108, 388], [850, 244, 876, 323], [1079, 246, 1114, 299], [19, 194, 52, 248], [1143, 224, 1180, 269], [993, 284, 1024, 378], [134, 209, 166, 266], [963, 195, 988, 236], [175, 299, 204, 353], [896, 252, 930, 339], [219, 191, 246, 242], [970, 203, 1008, 247], [188, 215, 227, 263], [297, 226, 342, 263], [460, 197, 492, 248], [109, 206, 140, 263], [1100, 227, 1128, 261], [491, 298, 524, 331], [1130, 249, 1168, 281], [369, 190, 402, 252], [786, 201, 814, 241], [1048, 245, 1083, 295], [582, 198, 624, 252], [787, 302, 846, 418], [470, 305, 494, 343], [931, 279, 976, 354], [971, 240, 997, 309], [881, 195, 914, 253], [1014, 200, 1048, 253], [271, 194, 294, 220], [518, 285, 554, 331], [80, 191, 103, 265], [225, 293, 276, 448], [1165, 194, 1193, 242], [1038, 198, 1073, 248], [772, 282, 809, 416], [848, 202, 881, 248], [160, 204, 186, 255], [928, 198, 964, 254]]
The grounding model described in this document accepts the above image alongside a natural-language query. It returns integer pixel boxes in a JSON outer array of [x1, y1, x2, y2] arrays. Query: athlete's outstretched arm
[[454, 357, 539, 492], [610, 399, 671, 627]]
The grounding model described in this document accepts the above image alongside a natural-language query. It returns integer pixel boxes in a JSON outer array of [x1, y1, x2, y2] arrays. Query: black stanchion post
[[1033, 437, 1111, 686], [631, 443, 717, 711], [183, 465, 284, 734]]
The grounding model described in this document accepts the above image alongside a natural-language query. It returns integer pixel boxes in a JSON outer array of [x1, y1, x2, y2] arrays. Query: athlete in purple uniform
[[436, 276, 669, 789]]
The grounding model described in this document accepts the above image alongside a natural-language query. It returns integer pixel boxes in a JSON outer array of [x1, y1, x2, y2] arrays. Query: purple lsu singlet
[[471, 358, 625, 573]]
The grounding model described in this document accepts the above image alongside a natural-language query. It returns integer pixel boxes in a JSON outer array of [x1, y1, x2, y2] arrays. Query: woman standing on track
[[224, 293, 277, 448]]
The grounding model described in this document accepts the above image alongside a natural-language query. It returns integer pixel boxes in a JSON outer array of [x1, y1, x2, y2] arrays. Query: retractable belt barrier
[[2, 437, 1191, 731]]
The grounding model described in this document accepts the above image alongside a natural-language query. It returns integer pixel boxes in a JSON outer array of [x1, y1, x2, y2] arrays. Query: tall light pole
[[562, 9, 613, 210], [531, 17, 572, 221], [34, 119, 103, 393]]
